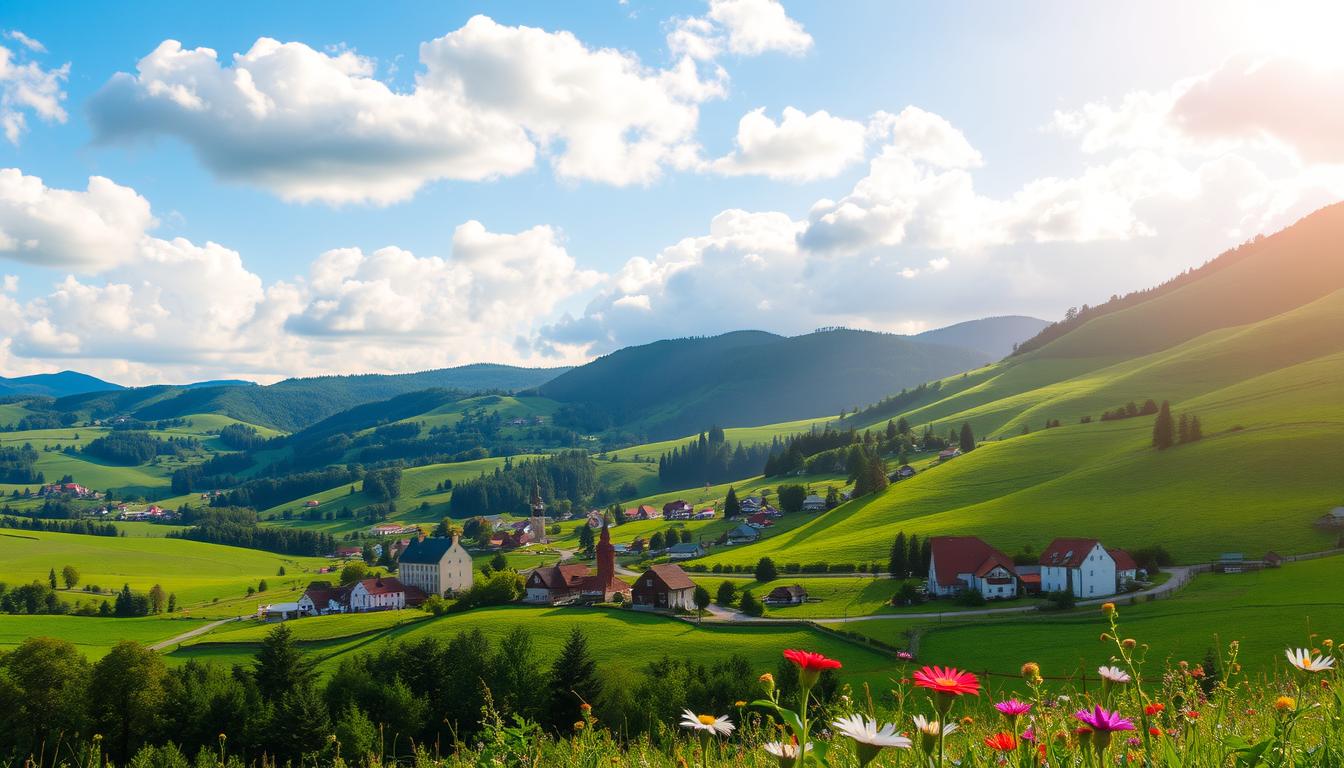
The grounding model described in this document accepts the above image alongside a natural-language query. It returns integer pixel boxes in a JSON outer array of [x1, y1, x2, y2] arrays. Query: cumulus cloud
[[0, 35, 67, 143], [88, 16, 724, 204], [0, 169, 155, 270], [708, 107, 867, 181], [671, 0, 813, 60]]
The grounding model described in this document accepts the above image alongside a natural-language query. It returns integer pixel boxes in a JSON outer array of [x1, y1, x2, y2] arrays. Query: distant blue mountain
[[181, 379, 257, 389], [0, 371, 123, 398]]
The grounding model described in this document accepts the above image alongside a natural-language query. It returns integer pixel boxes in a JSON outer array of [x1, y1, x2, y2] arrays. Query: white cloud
[[0, 169, 155, 270], [0, 37, 67, 143], [708, 107, 867, 181], [668, 0, 812, 60], [88, 16, 724, 204]]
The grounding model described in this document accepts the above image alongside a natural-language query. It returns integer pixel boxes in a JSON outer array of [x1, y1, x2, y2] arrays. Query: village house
[[370, 523, 406, 537], [297, 581, 348, 615], [631, 564, 696, 611], [764, 584, 808, 605], [727, 524, 760, 544], [586, 510, 605, 528], [937, 448, 962, 461], [1109, 547, 1139, 590], [663, 500, 694, 519], [801, 494, 826, 512], [738, 496, 763, 514], [1039, 538, 1118, 598], [398, 534, 473, 597], [524, 563, 591, 605], [927, 536, 1019, 599], [334, 545, 362, 559], [667, 542, 705, 560], [347, 576, 424, 612], [746, 512, 774, 528], [303, 500, 320, 508], [40, 482, 100, 499], [693, 507, 716, 520], [489, 529, 532, 549], [891, 465, 916, 480], [623, 504, 661, 521]]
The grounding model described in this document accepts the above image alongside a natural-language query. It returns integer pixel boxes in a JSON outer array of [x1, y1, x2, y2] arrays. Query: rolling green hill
[[698, 205, 1344, 566], [537, 327, 1001, 438]]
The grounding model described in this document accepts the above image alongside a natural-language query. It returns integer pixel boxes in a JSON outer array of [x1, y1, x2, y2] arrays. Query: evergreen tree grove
[[1153, 400, 1175, 449]]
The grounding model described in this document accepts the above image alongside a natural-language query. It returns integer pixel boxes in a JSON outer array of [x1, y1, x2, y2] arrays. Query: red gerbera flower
[[913, 666, 981, 696], [984, 732, 1017, 751], [1143, 703, 1164, 716], [782, 649, 843, 672]]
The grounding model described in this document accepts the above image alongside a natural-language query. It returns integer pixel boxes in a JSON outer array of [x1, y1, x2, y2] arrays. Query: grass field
[[170, 605, 900, 688], [605, 417, 836, 461], [0, 614, 211, 658], [688, 574, 1047, 619], [0, 529, 330, 613], [842, 554, 1344, 686]]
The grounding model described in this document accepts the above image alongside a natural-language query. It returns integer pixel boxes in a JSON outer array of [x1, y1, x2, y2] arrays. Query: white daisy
[[1098, 665, 1132, 683], [912, 714, 958, 737], [679, 709, 735, 736], [762, 741, 809, 767], [1286, 648, 1336, 673], [833, 714, 911, 766]]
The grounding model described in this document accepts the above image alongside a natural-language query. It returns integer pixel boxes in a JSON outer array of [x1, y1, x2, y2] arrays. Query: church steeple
[[596, 521, 615, 585], [529, 482, 547, 544]]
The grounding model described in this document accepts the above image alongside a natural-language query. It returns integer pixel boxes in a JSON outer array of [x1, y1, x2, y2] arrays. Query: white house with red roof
[[1108, 547, 1139, 591], [1039, 538, 1117, 598], [347, 576, 425, 612], [927, 536, 1019, 599]]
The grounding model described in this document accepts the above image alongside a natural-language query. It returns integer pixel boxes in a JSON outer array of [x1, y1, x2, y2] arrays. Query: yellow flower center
[[935, 676, 959, 687], [697, 714, 717, 726]]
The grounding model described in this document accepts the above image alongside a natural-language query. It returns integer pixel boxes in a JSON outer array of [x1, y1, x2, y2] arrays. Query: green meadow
[[0, 529, 330, 612], [0, 614, 212, 658]]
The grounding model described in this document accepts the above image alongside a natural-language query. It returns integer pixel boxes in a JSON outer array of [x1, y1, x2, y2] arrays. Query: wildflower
[[783, 649, 842, 688], [1021, 661, 1041, 679], [1122, 638, 1137, 649], [1148, 727, 1161, 737], [913, 666, 980, 696], [1127, 737, 1141, 747], [983, 732, 1017, 751], [1100, 633, 1111, 642], [1144, 703, 1165, 716], [574, 721, 585, 731], [734, 700, 746, 708], [912, 715, 957, 754], [1101, 602, 1117, 617], [760, 672, 776, 695], [1074, 706, 1135, 750], [1274, 696, 1296, 712], [832, 714, 911, 766], [897, 650, 914, 660], [1190, 666, 1205, 679], [217, 734, 226, 742], [1183, 710, 1200, 721], [762, 741, 810, 768], [679, 710, 735, 737], [1098, 666, 1131, 684], [994, 699, 1032, 720]]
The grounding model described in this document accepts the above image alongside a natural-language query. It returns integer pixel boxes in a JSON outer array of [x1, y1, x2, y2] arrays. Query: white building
[[927, 536, 1019, 599], [347, 577, 410, 612], [398, 535, 474, 597], [1039, 538, 1117, 598], [802, 495, 826, 512]]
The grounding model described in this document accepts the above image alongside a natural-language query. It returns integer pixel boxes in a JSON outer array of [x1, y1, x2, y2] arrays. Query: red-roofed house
[[348, 576, 425, 611], [298, 581, 349, 615], [631, 564, 697, 611], [1040, 538, 1117, 598], [927, 536, 1019, 599], [663, 500, 694, 519], [746, 512, 773, 528], [1108, 548, 1139, 591], [525, 563, 592, 605], [624, 504, 660, 521]]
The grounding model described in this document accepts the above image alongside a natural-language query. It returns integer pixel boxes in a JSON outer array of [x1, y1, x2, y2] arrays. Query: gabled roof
[[929, 536, 1017, 587], [357, 576, 407, 596], [729, 524, 759, 538], [767, 584, 807, 599], [1039, 538, 1103, 568], [641, 563, 696, 591], [668, 542, 702, 553], [529, 563, 591, 589], [1107, 547, 1138, 571], [399, 536, 459, 564], [301, 581, 347, 606]]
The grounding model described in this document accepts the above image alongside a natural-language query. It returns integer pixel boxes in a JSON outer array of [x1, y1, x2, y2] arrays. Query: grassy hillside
[[0, 615, 210, 658], [0, 529, 329, 611]]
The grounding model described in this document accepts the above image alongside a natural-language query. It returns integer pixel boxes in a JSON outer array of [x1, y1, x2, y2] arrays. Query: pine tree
[[755, 557, 778, 583], [906, 534, 921, 578], [1152, 401, 1175, 450], [1189, 415, 1203, 442], [547, 628, 601, 732], [48, 568, 57, 589], [920, 538, 932, 577], [959, 422, 975, 453], [897, 416, 911, 435], [867, 456, 889, 494], [253, 624, 316, 702], [1177, 413, 1190, 444], [889, 532, 908, 578], [724, 487, 741, 519], [716, 580, 737, 606]]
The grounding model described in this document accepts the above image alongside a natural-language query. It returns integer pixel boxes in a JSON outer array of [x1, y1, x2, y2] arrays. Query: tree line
[[448, 451, 597, 518], [82, 432, 201, 466], [168, 508, 337, 557], [657, 427, 771, 488]]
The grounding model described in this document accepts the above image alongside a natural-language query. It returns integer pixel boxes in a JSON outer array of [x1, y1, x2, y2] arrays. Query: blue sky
[[0, 1, 1341, 383]]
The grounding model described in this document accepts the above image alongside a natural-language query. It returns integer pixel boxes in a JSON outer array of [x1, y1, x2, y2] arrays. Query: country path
[[149, 616, 242, 651]]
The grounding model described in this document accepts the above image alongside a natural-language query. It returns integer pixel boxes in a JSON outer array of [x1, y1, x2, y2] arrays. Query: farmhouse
[[927, 536, 1019, 599], [727, 524, 760, 544], [802, 495, 826, 512], [398, 534, 473, 597], [937, 448, 962, 461], [1039, 538, 1118, 598], [624, 504, 661, 521], [663, 500, 694, 519], [667, 542, 705, 560], [693, 508, 715, 520], [348, 576, 424, 612], [370, 523, 406, 536], [746, 512, 773, 528], [764, 585, 808, 605], [298, 582, 348, 615], [739, 497, 763, 514], [631, 564, 696, 611], [891, 465, 916, 480], [525, 563, 591, 605], [1109, 547, 1139, 589]]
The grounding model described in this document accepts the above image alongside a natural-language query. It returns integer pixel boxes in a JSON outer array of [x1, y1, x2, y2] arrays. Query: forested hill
[[914, 315, 1048, 358], [0, 371, 122, 398], [46, 363, 568, 432], [536, 327, 999, 439]]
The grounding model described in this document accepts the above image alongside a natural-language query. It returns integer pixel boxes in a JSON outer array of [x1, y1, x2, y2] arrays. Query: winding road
[[149, 616, 242, 651]]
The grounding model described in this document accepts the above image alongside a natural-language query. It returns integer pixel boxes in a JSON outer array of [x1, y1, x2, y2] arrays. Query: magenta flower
[[1074, 706, 1136, 732], [995, 699, 1032, 718], [897, 651, 914, 660]]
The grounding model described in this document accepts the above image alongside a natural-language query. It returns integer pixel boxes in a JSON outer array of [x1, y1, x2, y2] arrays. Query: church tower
[[595, 521, 615, 586], [529, 482, 547, 544]]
